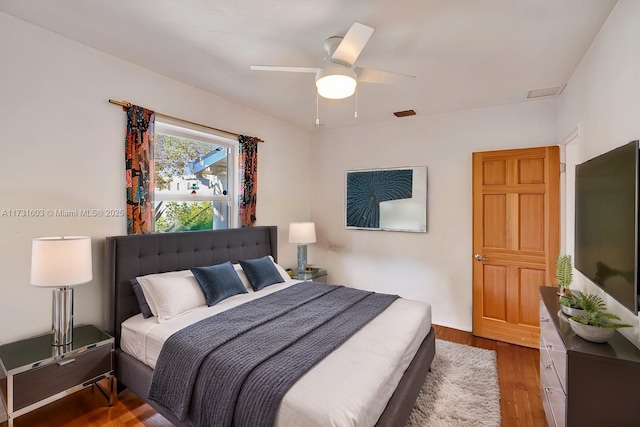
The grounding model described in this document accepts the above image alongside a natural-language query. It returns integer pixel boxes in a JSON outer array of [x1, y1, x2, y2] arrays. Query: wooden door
[[472, 146, 560, 348]]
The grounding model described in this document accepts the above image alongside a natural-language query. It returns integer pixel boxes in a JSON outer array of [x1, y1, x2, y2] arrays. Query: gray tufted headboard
[[106, 226, 278, 347]]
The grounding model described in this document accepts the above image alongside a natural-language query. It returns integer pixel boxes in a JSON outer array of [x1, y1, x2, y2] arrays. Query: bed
[[107, 226, 435, 427]]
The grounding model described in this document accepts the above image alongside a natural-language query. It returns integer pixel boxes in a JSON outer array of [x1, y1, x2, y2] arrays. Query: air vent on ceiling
[[527, 84, 566, 99], [393, 109, 417, 118]]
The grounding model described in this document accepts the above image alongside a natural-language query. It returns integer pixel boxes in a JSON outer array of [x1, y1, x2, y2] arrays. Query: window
[[153, 121, 237, 232]]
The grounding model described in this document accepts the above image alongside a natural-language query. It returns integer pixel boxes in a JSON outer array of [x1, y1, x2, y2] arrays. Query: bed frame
[[107, 226, 435, 426]]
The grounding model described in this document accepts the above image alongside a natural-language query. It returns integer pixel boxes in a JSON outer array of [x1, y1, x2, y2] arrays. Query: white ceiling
[[0, 0, 618, 131]]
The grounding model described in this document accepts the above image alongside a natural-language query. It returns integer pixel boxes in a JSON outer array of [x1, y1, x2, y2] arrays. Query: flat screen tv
[[575, 140, 640, 314]]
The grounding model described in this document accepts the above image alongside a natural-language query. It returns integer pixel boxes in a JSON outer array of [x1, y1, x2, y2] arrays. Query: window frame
[[153, 119, 239, 230]]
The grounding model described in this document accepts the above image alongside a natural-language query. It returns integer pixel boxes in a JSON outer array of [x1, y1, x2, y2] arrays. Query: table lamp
[[30, 236, 92, 346], [289, 222, 316, 272]]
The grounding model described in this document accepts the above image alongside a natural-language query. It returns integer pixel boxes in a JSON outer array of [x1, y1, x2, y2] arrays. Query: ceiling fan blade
[[356, 67, 416, 84], [251, 65, 321, 73], [331, 22, 374, 66]]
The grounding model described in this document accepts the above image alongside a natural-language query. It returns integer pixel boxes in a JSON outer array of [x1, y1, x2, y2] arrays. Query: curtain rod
[[108, 99, 264, 142]]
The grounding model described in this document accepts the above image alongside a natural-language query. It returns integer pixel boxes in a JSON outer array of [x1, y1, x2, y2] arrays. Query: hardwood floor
[[5, 325, 546, 427]]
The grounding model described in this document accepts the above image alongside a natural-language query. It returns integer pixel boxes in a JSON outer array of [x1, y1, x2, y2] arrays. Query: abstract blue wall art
[[345, 166, 427, 232]]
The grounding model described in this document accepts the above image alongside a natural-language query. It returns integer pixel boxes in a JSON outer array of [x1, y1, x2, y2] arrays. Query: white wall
[[4, 0, 636, 346], [0, 12, 312, 344], [310, 100, 557, 331], [557, 0, 640, 346]]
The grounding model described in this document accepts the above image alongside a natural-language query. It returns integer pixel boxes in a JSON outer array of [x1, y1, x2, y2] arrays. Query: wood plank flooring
[[5, 325, 546, 427]]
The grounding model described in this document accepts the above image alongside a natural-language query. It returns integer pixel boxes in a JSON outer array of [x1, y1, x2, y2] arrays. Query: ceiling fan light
[[315, 65, 357, 99]]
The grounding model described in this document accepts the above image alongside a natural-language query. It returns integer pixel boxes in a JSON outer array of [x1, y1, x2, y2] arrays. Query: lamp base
[[297, 244, 308, 272], [52, 287, 73, 346]]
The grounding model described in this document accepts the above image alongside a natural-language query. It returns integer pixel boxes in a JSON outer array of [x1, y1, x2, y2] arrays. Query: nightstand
[[0, 324, 114, 427], [289, 268, 328, 283]]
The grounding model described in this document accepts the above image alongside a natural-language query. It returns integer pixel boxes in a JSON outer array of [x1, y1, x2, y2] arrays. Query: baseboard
[[432, 321, 473, 333]]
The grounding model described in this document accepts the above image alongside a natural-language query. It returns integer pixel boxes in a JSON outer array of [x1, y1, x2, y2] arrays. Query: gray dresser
[[539, 287, 640, 427]]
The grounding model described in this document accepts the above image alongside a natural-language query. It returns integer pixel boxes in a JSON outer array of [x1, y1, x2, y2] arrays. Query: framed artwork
[[345, 166, 427, 232]]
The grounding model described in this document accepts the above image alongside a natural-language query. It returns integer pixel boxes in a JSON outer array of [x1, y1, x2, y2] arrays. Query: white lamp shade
[[31, 236, 92, 287], [289, 222, 316, 244], [315, 64, 357, 99]]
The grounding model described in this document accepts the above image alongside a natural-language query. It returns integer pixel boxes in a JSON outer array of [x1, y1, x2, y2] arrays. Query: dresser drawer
[[541, 382, 566, 427], [540, 318, 564, 348], [540, 298, 568, 390], [540, 343, 563, 389], [540, 303, 564, 348], [13, 343, 111, 411], [540, 332, 567, 393], [541, 343, 566, 427], [539, 292, 567, 427]]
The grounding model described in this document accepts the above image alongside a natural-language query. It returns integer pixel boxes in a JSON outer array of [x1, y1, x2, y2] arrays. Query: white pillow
[[136, 270, 206, 322], [233, 263, 254, 292], [135, 269, 191, 315], [269, 256, 294, 282]]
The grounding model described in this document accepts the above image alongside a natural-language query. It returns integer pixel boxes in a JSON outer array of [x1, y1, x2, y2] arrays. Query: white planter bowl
[[560, 305, 585, 317], [569, 318, 615, 343]]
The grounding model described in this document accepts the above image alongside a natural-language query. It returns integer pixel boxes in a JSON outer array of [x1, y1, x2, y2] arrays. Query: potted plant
[[559, 291, 605, 317], [568, 295, 633, 343], [556, 254, 573, 298]]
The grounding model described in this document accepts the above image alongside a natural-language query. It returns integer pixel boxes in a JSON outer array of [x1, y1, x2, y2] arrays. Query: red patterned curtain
[[125, 105, 155, 234], [238, 135, 259, 227]]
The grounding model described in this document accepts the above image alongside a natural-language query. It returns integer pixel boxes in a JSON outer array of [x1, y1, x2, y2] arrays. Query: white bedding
[[121, 280, 432, 427]]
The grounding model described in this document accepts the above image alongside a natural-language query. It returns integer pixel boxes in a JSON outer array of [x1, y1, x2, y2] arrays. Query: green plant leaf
[[571, 310, 633, 329], [575, 293, 606, 312], [556, 254, 573, 289]]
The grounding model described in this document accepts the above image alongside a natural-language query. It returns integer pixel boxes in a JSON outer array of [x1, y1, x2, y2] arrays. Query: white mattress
[[121, 280, 432, 427]]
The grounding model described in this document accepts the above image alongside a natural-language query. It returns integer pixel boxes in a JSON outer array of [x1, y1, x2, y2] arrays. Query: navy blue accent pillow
[[191, 262, 248, 306], [130, 278, 153, 319], [239, 256, 285, 291]]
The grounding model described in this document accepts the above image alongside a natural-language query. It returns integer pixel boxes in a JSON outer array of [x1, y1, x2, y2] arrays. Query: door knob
[[474, 254, 488, 262]]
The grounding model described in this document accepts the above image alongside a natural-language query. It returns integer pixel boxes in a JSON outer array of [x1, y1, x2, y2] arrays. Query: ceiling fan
[[251, 22, 415, 100]]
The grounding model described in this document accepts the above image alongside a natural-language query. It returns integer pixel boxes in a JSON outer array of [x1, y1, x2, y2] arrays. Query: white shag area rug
[[406, 339, 501, 427]]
